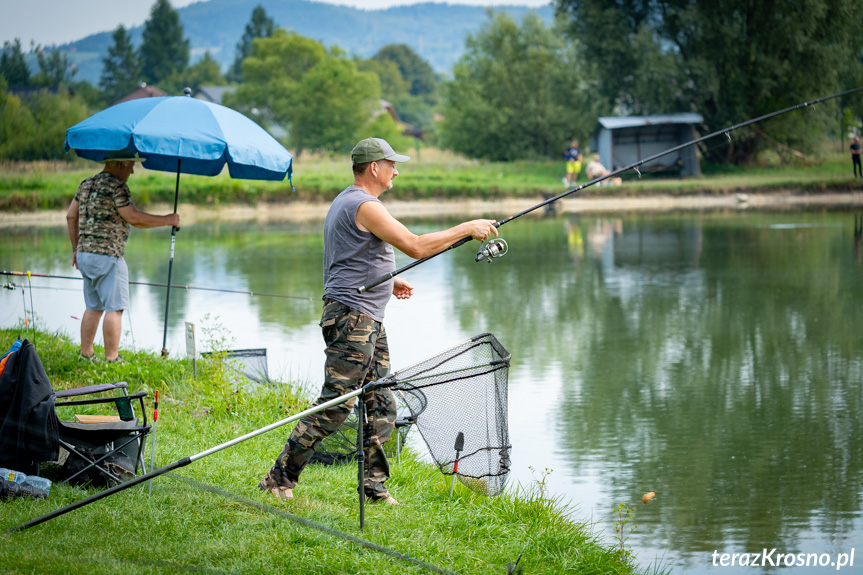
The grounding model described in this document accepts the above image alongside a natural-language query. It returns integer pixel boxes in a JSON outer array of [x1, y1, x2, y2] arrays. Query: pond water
[[2, 207, 862, 574]]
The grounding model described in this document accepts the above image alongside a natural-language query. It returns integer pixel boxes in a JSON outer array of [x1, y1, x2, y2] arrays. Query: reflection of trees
[[2, 227, 72, 274], [449, 216, 597, 375], [125, 222, 324, 333], [451, 213, 863, 553], [201, 222, 323, 328], [3, 221, 323, 339]]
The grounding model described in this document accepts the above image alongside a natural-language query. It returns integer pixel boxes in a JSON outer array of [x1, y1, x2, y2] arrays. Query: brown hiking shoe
[[258, 471, 293, 501]]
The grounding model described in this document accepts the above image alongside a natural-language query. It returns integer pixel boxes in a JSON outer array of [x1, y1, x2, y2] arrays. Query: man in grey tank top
[[260, 137, 498, 504]]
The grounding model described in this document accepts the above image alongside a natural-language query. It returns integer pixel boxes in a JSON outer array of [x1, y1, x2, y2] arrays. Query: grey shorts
[[77, 252, 130, 312]]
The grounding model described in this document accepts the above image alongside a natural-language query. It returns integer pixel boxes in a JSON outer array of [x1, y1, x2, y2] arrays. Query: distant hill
[[60, 0, 554, 87]]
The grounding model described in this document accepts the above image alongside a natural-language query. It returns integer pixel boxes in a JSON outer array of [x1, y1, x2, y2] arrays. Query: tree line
[[2, 0, 862, 164], [556, 0, 863, 164]]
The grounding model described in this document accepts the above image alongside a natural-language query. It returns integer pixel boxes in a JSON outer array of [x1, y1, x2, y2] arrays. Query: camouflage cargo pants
[[268, 299, 397, 500]]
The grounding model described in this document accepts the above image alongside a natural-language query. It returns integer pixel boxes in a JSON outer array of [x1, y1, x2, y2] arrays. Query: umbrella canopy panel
[[65, 97, 292, 181]]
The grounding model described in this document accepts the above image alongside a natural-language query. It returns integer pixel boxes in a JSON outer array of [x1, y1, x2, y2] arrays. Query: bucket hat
[[102, 150, 145, 163]]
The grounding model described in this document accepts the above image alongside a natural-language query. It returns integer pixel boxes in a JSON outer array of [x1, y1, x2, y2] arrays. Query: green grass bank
[[1, 147, 861, 214], [0, 327, 657, 575]]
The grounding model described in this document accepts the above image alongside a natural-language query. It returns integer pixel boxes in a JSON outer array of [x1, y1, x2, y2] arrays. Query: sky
[[0, 0, 552, 47]]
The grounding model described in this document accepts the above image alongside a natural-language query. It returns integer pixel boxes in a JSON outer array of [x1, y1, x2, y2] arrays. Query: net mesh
[[203, 348, 270, 384], [309, 387, 425, 465], [379, 332, 511, 496]]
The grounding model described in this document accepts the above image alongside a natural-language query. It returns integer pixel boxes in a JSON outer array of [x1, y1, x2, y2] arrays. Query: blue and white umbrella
[[65, 94, 294, 355], [65, 95, 292, 180]]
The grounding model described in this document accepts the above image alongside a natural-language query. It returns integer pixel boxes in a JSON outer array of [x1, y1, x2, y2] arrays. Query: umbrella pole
[[161, 159, 181, 357]]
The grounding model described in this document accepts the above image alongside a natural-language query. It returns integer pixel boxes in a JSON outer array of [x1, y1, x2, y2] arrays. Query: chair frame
[[53, 382, 151, 486]]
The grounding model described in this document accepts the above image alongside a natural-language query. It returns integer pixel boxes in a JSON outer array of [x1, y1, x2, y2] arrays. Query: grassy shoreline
[[0, 327, 654, 575], [2, 148, 862, 214]]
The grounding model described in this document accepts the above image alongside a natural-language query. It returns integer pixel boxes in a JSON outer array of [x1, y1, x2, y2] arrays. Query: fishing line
[[1, 282, 79, 292], [20, 286, 30, 339], [127, 287, 137, 352], [169, 474, 460, 575], [2, 280, 138, 351], [358, 86, 863, 293], [26, 272, 36, 345], [0, 271, 314, 301]]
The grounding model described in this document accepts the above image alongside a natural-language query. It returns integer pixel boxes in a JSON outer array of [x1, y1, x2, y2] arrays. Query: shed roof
[[194, 85, 237, 106], [597, 113, 703, 130]]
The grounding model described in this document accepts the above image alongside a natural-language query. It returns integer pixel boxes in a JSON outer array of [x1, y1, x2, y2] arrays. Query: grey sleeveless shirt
[[322, 186, 395, 322]]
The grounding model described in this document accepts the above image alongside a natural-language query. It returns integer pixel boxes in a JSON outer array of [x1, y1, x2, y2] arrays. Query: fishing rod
[[6, 385, 366, 533], [358, 86, 863, 293], [0, 270, 314, 301], [8, 331, 509, 535], [5, 272, 39, 343], [3, 282, 78, 292]]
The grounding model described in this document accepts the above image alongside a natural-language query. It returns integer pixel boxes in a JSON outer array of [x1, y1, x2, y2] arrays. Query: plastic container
[[0, 467, 25, 483], [0, 468, 52, 495], [21, 475, 52, 496]]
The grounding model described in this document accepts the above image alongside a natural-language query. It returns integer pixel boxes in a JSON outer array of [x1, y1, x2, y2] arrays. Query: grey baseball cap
[[351, 137, 410, 164]]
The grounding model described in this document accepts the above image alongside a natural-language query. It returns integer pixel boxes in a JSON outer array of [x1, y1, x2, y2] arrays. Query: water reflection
[[448, 212, 863, 572], [2, 210, 862, 573], [855, 214, 862, 266]]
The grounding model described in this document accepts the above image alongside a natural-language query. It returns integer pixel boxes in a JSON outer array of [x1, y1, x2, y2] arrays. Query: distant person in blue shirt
[[563, 140, 582, 186]]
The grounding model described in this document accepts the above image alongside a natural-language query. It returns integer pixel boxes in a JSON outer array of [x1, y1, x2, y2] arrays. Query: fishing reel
[[475, 238, 508, 263]]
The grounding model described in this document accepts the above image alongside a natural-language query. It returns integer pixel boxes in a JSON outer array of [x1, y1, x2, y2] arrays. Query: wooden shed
[[590, 113, 703, 177], [193, 85, 237, 105]]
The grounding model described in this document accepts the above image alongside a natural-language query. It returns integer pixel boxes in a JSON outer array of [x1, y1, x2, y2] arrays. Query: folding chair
[[0, 338, 151, 489], [54, 382, 151, 487]]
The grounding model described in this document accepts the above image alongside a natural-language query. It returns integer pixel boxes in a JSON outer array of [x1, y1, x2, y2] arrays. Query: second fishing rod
[[358, 86, 863, 294], [0, 270, 314, 301]]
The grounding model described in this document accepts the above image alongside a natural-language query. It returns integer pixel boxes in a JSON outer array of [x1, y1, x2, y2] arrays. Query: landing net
[[203, 348, 270, 384], [378, 332, 511, 496], [310, 387, 425, 465]]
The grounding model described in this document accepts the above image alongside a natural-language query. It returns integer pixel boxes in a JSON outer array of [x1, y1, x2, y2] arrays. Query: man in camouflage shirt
[[259, 138, 497, 505], [66, 152, 180, 362]]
